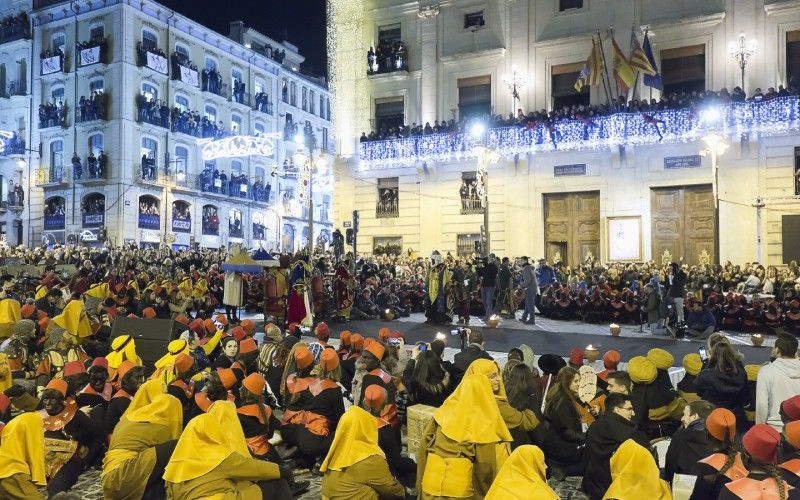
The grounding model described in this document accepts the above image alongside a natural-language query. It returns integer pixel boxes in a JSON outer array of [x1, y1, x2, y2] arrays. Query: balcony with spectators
[[0, 13, 30, 46], [38, 100, 67, 129]]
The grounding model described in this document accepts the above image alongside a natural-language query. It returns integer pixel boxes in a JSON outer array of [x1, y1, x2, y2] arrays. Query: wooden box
[[406, 404, 437, 457]]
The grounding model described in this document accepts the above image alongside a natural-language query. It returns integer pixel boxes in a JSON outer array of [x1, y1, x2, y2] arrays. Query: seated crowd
[[360, 80, 800, 142]]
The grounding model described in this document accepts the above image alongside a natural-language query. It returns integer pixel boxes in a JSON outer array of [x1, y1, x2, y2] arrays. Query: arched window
[[231, 160, 242, 174], [290, 81, 296, 106], [231, 114, 242, 134], [228, 208, 243, 238], [175, 44, 189, 56], [231, 68, 242, 86], [49, 140, 63, 179], [89, 78, 104, 94], [202, 204, 219, 235], [141, 82, 158, 101], [254, 122, 265, 136], [254, 165, 265, 180], [204, 105, 216, 121], [320, 95, 325, 119], [302, 87, 307, 111], [174, 145, 189, 173], [81, 193, 105, 227], [175, 93, 189, 111], [51, 33, 65, 53], [141, 137, 158, 159], [142, 29, 158, 51], [172, 200, 191, 233], [310, 90, 315, 114], [204, 57, 217, 71], [90, 24, 104, 40], [88, 133, 103, 156], [282, 78, 288, 102], [254, 79, 265, 95], [138, 195, 161, 229], [50, 85, 65, 102]]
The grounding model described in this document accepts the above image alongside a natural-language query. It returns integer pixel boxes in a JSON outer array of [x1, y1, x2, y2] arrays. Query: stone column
[[417, 4, 439, 125]]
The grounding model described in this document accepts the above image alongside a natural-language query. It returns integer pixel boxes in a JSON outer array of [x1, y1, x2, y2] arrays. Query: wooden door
[[650, 185, 716, 264], [544, 191, 600, 266]]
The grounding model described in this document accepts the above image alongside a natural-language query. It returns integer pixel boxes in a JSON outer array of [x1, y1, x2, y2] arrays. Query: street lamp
[[293, 131, 326, 252], [700, 133, 729, 209], [502, 66, 528, 115], [729, 33, 756, 92], [471, 122, 499, 256]]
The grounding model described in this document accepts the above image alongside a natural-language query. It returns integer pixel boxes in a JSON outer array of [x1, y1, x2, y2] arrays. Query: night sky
[[159, 0, 328, 77]]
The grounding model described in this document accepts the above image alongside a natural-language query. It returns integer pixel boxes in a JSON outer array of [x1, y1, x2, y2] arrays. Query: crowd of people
[[135, 94, 170, 129], [366, 40, 408, 75], [0, 244, 798, 499], [72, 150, 107, 180], [0, 132, 25, 156], [38, 101, 66, 130], [359, 80, 800, 143], [136, 42, 167, 69], [0, 12, 30, 43], [6, 182, 24, 208], [197, 166, 271, 203], [202, 206, 220, 235], [76, 34, 107, 65], [254, 91, 272, 113], [169, 50, 198, 80], [43, 198, 65, 217], [170, 106, 230, 139], [77, 92, 107, 122], [81, 196, 105, 216]]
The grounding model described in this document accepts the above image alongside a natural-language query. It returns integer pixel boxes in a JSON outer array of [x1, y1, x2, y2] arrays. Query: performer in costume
[[334, 259, 354, 321], [287, 255, 313, 327], [424, 252, 452, 324]]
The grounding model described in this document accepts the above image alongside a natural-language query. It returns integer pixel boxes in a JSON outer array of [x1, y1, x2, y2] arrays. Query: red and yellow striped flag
[[629, 29, 656, 76], [611, 36, 636, 94]]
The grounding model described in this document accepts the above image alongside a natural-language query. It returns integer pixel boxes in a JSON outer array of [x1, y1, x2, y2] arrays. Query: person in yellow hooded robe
[[102, 385, 183, 500], [417, 373, 512, 499], [163, 400, 293, 499], [320, 406, 405, 500], [0, 412, 47, 500], [106, 334, 143, 380], [604, 439, 671, 500], [485, 445, 558, 500], [0, 298, 21, 339], [51, 300, 92, 338], [464, 359, 539, 435]]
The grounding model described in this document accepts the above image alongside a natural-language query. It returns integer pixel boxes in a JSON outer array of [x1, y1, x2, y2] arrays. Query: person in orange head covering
[[164, 401, 294, 499], [190, 368, 238, 417], [340, 333, 364, 395], [281, 346, 345, 468], [721, 424, 791, 500], [320, 406, 405, 500], [691, 408, 749, 499], [781, 420, 800, 488], [337, 330, 352, 360], [357, 338, 399, 427]]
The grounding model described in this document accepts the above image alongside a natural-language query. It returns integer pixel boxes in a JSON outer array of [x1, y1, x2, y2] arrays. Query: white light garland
[[0, 130, 14, 155], [358, 96, 800, 169], [200, 133, 281, 161]]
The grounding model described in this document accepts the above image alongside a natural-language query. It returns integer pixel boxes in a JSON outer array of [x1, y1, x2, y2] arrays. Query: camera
[[387, 337, 402, 347], [450, 327, 469, 350]]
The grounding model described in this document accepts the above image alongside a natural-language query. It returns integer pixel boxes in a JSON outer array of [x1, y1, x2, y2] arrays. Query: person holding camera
[[668, 262, 687, 324]]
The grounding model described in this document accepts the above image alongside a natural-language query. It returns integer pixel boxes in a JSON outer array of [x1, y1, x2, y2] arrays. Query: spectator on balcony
[[254, 92, 271, 113], [98, 150, 107, 179], [201, 67, 221, 95], [86, 151, 98, 179], [233, 80, 246, 104], [39, 101, 64, 129], [72, 152, 83, 180], [0, 12, 30, 42]]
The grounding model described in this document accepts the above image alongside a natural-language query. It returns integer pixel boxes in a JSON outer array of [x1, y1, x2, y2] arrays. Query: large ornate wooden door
[[650, 185, 716, 264], [543, 191, 600, 266]]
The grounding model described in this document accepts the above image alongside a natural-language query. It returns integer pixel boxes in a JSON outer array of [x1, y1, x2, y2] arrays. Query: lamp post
[[701, 133, 729, 209], [471, 122, 499, 256], [502, 66, 527, 115], [729, 33, 756, 92], [293, 131, 328, 252]]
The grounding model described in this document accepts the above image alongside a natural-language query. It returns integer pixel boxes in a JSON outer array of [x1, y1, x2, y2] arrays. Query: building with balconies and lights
[[329, 0, 800, 266], [26, 0, 333, 250]]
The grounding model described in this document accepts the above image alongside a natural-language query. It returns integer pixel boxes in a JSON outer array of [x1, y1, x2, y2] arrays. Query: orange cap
[[243, 373, 266, 396], [351, 334, 364, 351], [603, 350, 621, 370], [117, 360, 136, 380], [174, 353, 194, 373], [175, 314, 190, 325], [230, 326, 247, 341], [785, 421, 800, 449], [340, 331, 352, 347], [239, 338, 257, 354], [189, 319, 206, 335], [20, 304, 35, 318], [320, 348, 339, 371], [63, 360, 86, 377], [315, 322, 330, 340], [142, 307, 156, 319], [294, 346, 314, 370], [706, 408, 736, 442], [215, 314, 228, 327], [364, 384, 388, 409], [240, 319, 255, 334], [203, 319, 216, 335], [364, 338, 385, 360], [378, 327, 390, 342], [38, 316, 50, 331], [46, 378, 69, 396], [216, 368, 237, 390]]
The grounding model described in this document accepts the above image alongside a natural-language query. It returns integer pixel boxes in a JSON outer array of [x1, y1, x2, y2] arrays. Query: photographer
[[452, 329, 492, 384]]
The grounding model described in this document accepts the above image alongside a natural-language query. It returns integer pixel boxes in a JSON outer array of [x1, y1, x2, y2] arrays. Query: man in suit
[[452, 329, 493, 383]]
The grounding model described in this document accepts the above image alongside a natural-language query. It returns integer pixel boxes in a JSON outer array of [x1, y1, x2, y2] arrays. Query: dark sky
[[159, 0, 328, 77]]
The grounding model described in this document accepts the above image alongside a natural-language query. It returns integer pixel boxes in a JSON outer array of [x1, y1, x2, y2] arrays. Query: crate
[[406, 404, 437, 457]]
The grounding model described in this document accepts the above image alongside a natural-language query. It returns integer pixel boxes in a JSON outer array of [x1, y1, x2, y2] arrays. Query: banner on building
[[44, 214, 65, 230], [179, 65, 199, 87], [82, 213, 104, 228], [138, 213, 160, 230], [172, 218, 191, 233], [41, 55, 61, 75], [79, 46, 101, 66], [146, 52, 168, 74]]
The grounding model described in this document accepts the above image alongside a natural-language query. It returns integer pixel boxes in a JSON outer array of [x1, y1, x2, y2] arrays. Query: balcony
[[35, 167, 68, 187], [75, 93, 108, 123], [460, 197, 484, 215], [0, 14, 30, 46], [171, 111, 231, 139], [136, 96, 170, 129], [201, 71, 229, 99], [229, 224, 244, 239], [76, 38, 108, 67], [41, 50, 65, 75], [376, 202, 399, 219], [38, 102, 68, 129], [1, 80, 26, 98], [230, 90, 251, 107], [253, 93, 273, 115], [72, 154, 107, 183], [0, 134, 25, 157], [138, 159, 162, 186], [359, 95, 800, 168], [136, 44, 168, 75], [367, 42, 409, 76], [170, 53, 199, 86]]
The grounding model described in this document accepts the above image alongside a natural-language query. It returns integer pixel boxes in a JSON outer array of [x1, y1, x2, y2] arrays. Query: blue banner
[[82, 213, 104, 228], [172, 218, 191, 233], [44, 214, 65, 230], [664, 155, 702, 169], [138, 213, 160, 230]]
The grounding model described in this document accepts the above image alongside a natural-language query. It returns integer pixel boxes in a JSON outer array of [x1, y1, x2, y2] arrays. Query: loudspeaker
[[110, 318, 184, 372]]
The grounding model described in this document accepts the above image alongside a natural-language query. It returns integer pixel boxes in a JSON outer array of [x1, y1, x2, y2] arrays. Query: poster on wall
[[41, 55, 61, 74], [179, 65, 199, 87], [146, 51, 168, 74], [607, 216, 642, 261], [79, 46, 101, 66]]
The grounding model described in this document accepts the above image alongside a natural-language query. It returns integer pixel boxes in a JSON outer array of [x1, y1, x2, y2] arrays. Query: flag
[[642, 31, 663, 90], [611, 36, 636, 94], [574, 39, 604, 92], [629, 30, 656, 76]]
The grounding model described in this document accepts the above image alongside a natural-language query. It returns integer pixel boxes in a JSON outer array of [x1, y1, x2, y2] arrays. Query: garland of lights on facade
[[0, 131, 14, 155], [200, 134, 281, 161], [358, 96, 800, 168]]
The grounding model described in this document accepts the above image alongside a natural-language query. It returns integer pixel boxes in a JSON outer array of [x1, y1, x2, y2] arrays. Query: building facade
[[5, 0, 333, 250], [329, 0, 800, 266]]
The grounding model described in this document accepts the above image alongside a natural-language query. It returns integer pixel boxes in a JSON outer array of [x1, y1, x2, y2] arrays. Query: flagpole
[[630, 25, 640, 101], [594, 36, 612, 106], [599, 29, 615, 108]]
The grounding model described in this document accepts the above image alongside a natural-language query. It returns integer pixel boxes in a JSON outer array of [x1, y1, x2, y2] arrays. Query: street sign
[[343, 221, 352, 228]]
